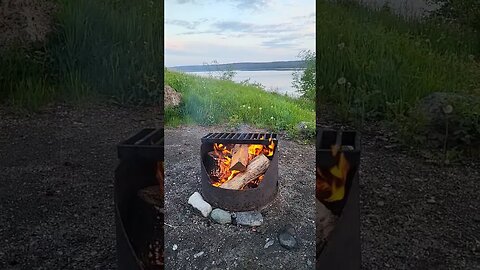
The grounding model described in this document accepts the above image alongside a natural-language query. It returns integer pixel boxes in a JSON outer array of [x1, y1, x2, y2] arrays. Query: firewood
[[138, 185, 164, 207], [220, 154, 270, 190], [230, 144, 249, 172]]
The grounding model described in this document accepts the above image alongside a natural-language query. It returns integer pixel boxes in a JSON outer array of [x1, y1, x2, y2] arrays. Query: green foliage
[[428, 0, 480, 36], [0, 0, 164, 110], [317, 0, 480, 155], [0, 46, 56, 110], [317, 0, 480, 119], [51, 0, 164, 104], [164, 70, 315, 139], [292, 50, 316, 100]]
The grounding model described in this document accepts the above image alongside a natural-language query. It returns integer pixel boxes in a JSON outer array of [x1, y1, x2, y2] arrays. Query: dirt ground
[[0, 0, 56, 50], [163, 126, 316, 270], [0, 104, 479, 269]]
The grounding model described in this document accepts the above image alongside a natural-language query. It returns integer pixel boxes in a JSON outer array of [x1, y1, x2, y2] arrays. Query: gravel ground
[[0, 104, 162, 270], [164, 125, 316, 270]]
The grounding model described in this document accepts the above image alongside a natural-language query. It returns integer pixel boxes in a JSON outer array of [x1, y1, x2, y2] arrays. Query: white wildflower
[[337, 77, 347, 85]]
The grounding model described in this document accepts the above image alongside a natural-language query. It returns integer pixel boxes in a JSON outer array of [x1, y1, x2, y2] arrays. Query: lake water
[[187, 70, 302, 98]]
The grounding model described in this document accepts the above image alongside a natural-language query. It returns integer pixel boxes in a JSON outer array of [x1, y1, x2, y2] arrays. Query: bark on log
[[220, 154, 270, 190], [230, 144, 249, 172], [138, 185, 164, 208]]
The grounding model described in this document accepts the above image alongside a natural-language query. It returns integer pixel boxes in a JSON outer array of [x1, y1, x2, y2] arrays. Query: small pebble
[[377, 201, 385, 207], [264, 239, 274, 249], [172, 244, 178, 251], [427, 197, 436, 204], [210, 208, 231, 224], [194, 251, 204, 258], [278, 225, 297, 250]]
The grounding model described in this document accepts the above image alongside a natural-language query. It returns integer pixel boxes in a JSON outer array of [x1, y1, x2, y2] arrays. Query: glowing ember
[[210, 138, 275, 188], [316, 145, 350, 202]]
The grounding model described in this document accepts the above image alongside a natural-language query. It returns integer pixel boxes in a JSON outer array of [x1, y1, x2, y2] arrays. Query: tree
[[292, 50, 316, 100]]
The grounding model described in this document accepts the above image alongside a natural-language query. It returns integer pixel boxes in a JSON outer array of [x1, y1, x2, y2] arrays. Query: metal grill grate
[[201, 132, 277, 145]]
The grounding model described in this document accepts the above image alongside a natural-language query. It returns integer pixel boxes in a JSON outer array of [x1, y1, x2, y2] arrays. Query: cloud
[[176, 0, 195, 3], [211, 21, 295, 34], [230, 0, 272, 10], [165, 18, 208, 30]]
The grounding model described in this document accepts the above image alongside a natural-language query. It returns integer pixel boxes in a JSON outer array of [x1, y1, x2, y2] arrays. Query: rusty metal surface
[[316, 128, 361, 215], [115, 129, 164, 270], [316, 127, 361, 269], [118, 128, 164, 161], [316, 172, 361, 270], [200, 133, 279, 211]]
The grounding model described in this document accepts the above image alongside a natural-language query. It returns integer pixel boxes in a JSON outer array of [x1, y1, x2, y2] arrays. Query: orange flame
[[210, 138, 275, 188], [316, 145, 350, 202]]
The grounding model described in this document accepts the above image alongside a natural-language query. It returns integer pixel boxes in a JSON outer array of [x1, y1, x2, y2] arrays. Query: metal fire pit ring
[[200, 132, 279, 212], [115, 128, 164, 270], [316, 127, 361, 269]]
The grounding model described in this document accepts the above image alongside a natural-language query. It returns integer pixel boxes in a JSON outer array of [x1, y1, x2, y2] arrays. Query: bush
[[292, 50, 316, 100], [428, 0, 480, 35]]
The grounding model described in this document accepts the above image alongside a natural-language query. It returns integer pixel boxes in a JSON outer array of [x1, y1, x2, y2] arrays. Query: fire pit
[[115, 128, 164, 270], [316, 127, 361, 269], [200, 132, 279, 211]]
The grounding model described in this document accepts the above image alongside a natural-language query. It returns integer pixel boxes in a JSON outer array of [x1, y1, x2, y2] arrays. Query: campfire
[[316, 144, 351, 214], [208, 138, 275, 189], [316, 128, 361, 269], [200, 133, 279, 211]]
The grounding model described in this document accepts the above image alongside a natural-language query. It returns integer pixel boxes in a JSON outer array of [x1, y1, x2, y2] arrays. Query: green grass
[[165, 70, 315, 139], [317, 0, 480, 120], [317, 0, 480, 155], [0, 0, 164, 110]]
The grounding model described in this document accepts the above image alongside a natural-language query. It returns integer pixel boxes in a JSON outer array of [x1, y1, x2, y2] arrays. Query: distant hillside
[[169, 60, 306, 72]]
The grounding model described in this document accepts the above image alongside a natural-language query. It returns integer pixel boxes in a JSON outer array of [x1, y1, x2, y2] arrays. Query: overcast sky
[[165, 0, 315, 67]]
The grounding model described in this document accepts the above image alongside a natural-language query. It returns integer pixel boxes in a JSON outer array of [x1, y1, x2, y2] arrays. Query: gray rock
[[233, 211, 263, 227], [164, 85, 182, 108], [210, 208, 231, 224], [193, 251, 204, 258], [278, 225, 297, 250], [188, 192, 212, 217], [264, 239, 274, 249], [296, 121, 314, 138], [415, 92, 480, 131]]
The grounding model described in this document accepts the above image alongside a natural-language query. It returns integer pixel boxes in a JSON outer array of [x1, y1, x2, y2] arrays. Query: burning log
[[220, 154, 270, 190], [138, 185, 164, 208], [230, 144, 249, 172]]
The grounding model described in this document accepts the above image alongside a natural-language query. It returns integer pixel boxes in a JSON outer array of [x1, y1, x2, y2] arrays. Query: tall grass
[[165, 70, 315, 138], [317, 0, 480, 120], [0, 0, 164, 110], [0, 46, 55, 110]]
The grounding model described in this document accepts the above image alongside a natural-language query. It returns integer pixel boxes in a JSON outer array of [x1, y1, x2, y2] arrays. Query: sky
[[165, 0, 315, 67]]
